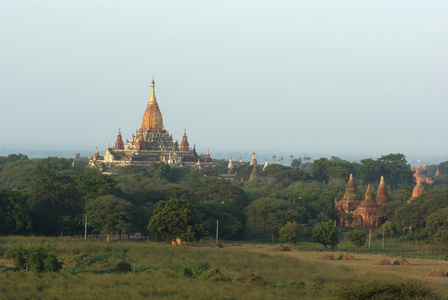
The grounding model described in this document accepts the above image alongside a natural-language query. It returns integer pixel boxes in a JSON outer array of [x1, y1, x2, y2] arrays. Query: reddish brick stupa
[[375, 176, 389, 207], [180, 130, 190, 151], [354, 185, 381, 230], [114, 129, 125, 150]]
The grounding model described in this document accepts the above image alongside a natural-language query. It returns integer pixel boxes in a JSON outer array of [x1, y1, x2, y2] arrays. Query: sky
[[1, 1, 447, 161]]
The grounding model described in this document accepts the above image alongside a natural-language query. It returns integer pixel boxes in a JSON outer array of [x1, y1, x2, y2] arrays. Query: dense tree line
[[0, 153, 447, 246]]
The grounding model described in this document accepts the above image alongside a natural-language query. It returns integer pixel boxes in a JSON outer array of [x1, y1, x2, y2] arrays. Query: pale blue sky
[[1, 1, 447, 159]]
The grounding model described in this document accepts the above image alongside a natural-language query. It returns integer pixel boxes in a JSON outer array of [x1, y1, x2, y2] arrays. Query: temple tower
[[114, 129, 125, 150], [354, 185, 381, 230], [180, 130, 190, 151], [408, 178, 425, 203], [375, 176, 389, 207], [141, 79, 164, 131]]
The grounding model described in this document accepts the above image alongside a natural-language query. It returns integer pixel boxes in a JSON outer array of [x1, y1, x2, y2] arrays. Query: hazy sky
[[1, 1, 447, 159]]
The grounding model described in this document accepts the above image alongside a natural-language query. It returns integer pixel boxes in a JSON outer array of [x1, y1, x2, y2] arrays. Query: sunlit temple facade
[[88, 80, 215, 174]]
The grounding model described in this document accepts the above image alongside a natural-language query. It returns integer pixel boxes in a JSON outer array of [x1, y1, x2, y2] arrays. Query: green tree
[[196, 180, 248, 208], [279, 221, 302, 244], [86, 195, 132, 241], [347, 229, 367, 254], [291, 158, 301, 168], [148, 198, 203, 243], [29, 171, 83, 235], [425, 207, 448, 245], [5, 245, 61, 273], [312, 220, 339, 249], [196, 201, 245, 240], [379, 220, 395, 238], [246, 197, 299, 242], [0, 189, 31, 235], [378, 153, 414, 188]]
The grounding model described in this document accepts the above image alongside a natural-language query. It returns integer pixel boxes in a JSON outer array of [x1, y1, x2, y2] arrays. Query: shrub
[[4, 245, 61, 273], [279, 221, 302, 244], [178, 266, 193, 278]]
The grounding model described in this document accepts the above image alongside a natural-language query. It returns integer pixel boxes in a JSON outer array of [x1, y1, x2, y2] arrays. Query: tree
[[4, 245, 61, 273], [86, 195, 132, 241], [29, 171, 83, 235], [291, 158, 301, 168], [279, 221, 302, 244], [379, 220, 395, 238], [425, 207, 448, 245], [272, 155, 277, 163], [148, 198, 203, 243], [347, 229, 367, 254], [378, 153, 414, 188], [312, 220, 339, 249], [0, 189, 31, 235], [246, 197, 299, 242], [197, 201, 245, 240]]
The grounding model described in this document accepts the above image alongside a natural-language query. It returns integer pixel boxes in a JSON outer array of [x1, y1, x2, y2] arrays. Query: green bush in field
[[5, 245, 61, 273], [312, 221, 339, 249], [279, 221, 302, 244], [337, 280, 438, 300], [178, 266, 193, 278]]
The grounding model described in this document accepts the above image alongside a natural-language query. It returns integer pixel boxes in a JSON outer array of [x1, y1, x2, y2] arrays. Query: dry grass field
[[0, 237, 447, 299]]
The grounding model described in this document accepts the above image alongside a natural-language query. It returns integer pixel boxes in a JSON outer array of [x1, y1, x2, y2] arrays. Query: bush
[[4, 245, 61, 273], [178, 266, 193, 278], [279, 221, 302, 244]]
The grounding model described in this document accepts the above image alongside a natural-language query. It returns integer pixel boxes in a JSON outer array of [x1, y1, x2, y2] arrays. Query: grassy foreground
[[0, 236, 447, 299]]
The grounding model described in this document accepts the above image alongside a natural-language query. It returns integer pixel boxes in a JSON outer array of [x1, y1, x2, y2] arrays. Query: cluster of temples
[[334, 174, 389, 230], [335, 173, 430, 230], [88, 80, 215, 174]]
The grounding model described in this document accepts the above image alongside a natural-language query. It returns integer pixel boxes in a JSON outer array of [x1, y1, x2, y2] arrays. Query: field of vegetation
[[0, 236, 447, 299], [1, 153, 448, 298]]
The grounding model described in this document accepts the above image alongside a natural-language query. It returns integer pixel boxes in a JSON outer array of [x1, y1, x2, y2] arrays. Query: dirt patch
[[245, 273, 268, 286], [338, 253, 355, 260], [426, 269, 447, 277], [0, 259, 13, 268], [392, 256, 411, 265], [268, 245, 283, 252], [316, 254, 334, 260], [371, 258, 391, 265], [282, 244, 299, 251]]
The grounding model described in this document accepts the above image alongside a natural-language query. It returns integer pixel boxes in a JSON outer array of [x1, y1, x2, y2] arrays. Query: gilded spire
[[149, 78, 156, 104], [141, 78, 164, 131]]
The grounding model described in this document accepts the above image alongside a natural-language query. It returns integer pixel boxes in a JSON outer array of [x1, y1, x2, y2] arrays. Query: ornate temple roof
[[375, 176, 389, 207], [141, 79, 164, 131]]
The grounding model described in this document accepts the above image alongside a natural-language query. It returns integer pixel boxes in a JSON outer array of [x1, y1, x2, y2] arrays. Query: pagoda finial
[[349, 174, 353, 182], [380, 176, 385, 184], [149, 77, 156, 103]]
